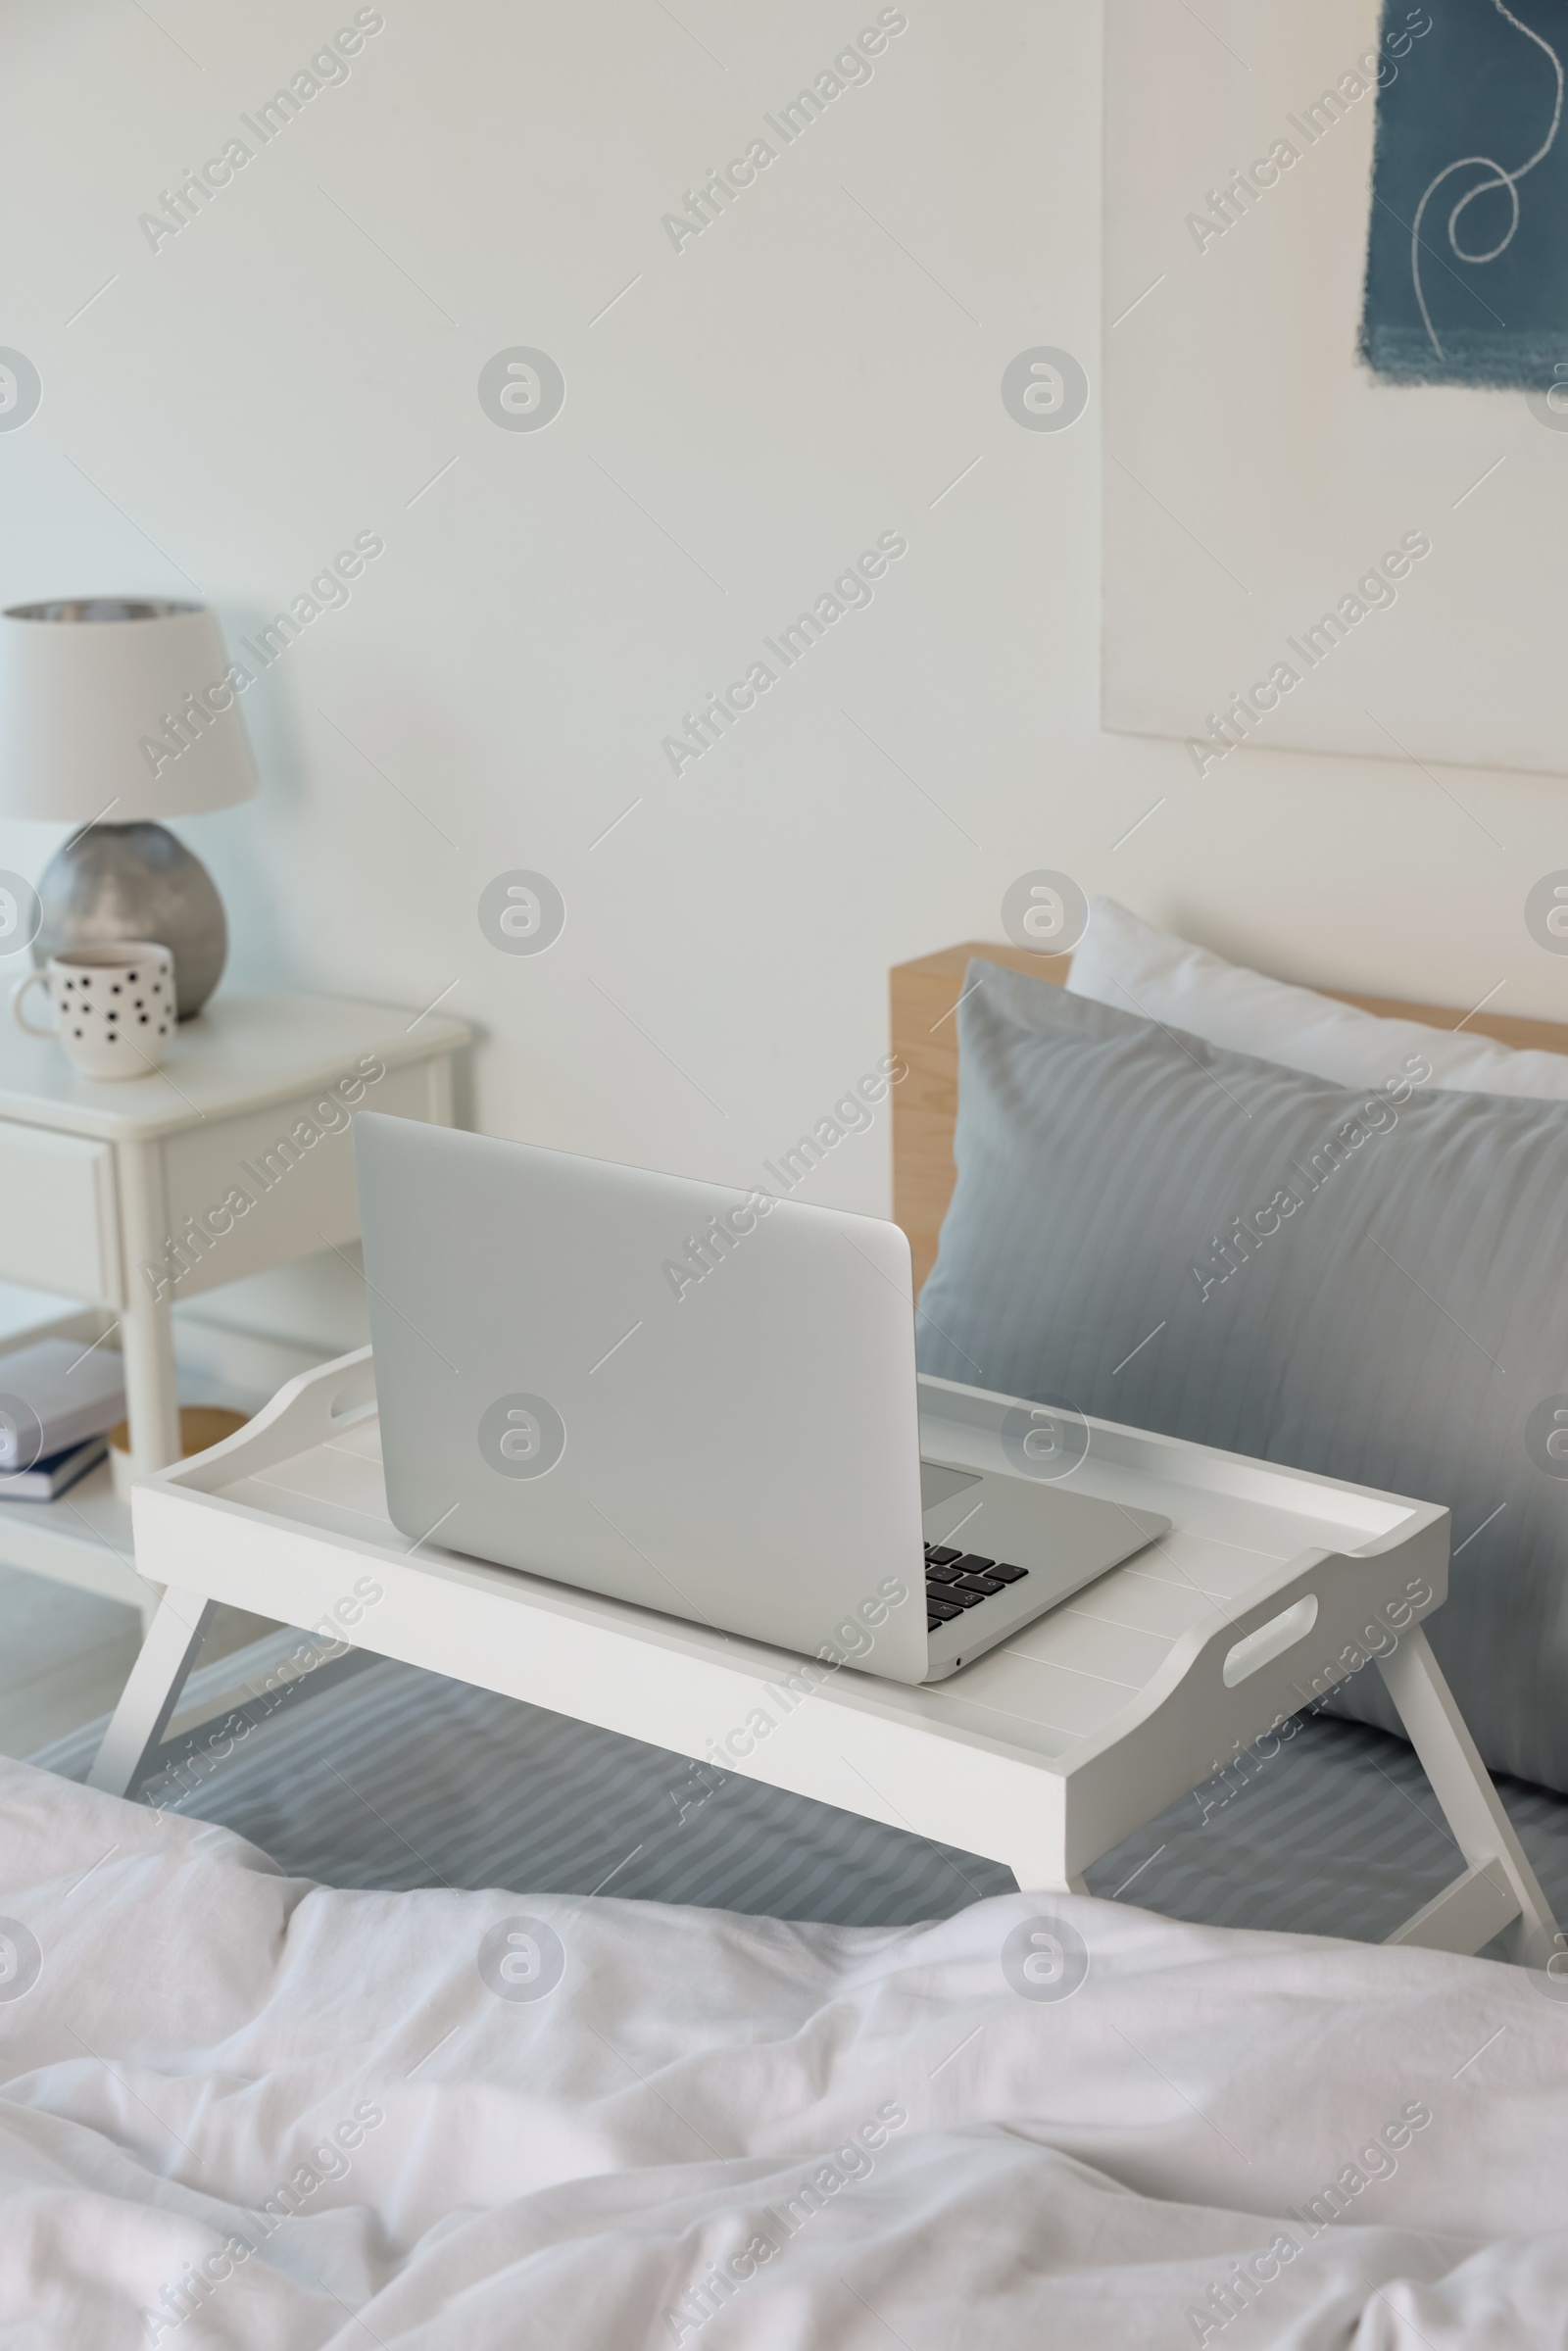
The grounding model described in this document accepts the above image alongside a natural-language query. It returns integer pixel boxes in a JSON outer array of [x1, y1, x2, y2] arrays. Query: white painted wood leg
[[1007, 1855, 1089, 1896], [118, 1145, 183, 1479], [1378, 1625, 1559, 1968], [87, 1589, 216, 1800], [1386, 1860, 1520, 1957], [117, 1144, 185, 1637]]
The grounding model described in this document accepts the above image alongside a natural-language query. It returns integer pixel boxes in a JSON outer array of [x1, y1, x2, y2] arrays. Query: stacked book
[[0, 1337, 128, 1501]]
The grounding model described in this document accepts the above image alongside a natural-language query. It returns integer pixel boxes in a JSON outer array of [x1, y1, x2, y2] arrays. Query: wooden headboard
[[889, 941, 1568, 1293]]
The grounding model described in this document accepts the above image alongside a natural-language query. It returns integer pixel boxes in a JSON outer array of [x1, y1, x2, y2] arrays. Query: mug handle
[[11, 970, 56, 1038]]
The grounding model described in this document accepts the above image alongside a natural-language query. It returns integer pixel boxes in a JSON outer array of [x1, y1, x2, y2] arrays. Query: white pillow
[[1066, 897, 1568, 1101]]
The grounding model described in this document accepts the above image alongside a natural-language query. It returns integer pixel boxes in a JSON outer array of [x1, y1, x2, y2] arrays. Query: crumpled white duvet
[[1, 1757, 1566, 2349]]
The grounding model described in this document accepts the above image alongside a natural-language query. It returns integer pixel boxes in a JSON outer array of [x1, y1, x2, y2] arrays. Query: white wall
[[2, 0, 1563, 1355]]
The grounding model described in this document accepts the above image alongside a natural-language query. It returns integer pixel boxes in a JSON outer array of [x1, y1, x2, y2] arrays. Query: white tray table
[[89, 1352, 1559, 1966]]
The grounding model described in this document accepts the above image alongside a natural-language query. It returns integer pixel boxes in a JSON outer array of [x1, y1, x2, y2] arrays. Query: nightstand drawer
[[151, 1058, 438, 1300], [0, 1120, 122, 1303]]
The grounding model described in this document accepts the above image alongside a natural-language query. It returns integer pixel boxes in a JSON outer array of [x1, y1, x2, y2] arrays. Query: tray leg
[[1378, 1625, 1559, 1969], [86, 1590, 217, 1801], [1006, 1852, 1089, 1896]]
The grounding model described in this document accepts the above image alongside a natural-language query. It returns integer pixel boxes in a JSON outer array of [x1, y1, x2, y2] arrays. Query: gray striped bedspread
[[31, 1631, 1568, 1951]]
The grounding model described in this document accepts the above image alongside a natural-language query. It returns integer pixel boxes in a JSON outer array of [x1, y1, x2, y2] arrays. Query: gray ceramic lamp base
[[33, 821, 226, 1018]]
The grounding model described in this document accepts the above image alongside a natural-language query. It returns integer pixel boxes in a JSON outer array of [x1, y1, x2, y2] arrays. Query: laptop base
[[917, 1457, 1168, 1682]]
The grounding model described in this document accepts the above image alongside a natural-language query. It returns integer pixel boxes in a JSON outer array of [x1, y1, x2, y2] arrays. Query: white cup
[[12, 942, 176, 1079]]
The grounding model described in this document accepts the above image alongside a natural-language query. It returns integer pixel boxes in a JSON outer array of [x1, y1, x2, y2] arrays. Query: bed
[[885, 935, 1568, 1290], [8, 914, 1568, 2346], [6, 1748, 1568, 2349]]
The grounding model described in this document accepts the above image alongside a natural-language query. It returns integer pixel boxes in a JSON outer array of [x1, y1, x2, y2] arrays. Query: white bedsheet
[[1, 1758, 1566, 2349]]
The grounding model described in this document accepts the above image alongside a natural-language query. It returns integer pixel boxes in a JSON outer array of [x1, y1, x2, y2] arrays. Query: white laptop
[[353, 1115, 1168, 1687]]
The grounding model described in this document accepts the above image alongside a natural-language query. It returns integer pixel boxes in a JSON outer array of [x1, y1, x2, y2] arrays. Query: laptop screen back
[[354, 1114, 930, 1682]]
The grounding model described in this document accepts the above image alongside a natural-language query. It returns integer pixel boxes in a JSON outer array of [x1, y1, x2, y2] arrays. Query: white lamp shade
[[0, 598, 259, 823]]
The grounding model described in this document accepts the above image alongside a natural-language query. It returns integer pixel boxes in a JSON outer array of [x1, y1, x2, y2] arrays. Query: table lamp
[[0, 597, 259, 1016]]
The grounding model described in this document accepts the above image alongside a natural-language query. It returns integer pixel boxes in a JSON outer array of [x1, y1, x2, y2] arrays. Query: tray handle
[[1062, 1521, 1449, 1872], [150, 1345, 377, 1494]]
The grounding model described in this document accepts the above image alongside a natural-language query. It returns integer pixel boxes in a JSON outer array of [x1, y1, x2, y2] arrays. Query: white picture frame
[[1102, 0, 1568, 780]]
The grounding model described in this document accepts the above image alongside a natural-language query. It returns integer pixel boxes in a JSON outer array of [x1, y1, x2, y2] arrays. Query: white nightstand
[[0, 989, 468, 1613]]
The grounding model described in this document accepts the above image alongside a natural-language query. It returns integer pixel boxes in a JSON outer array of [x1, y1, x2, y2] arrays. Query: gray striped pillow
[[915, 960, 1568, 1792]]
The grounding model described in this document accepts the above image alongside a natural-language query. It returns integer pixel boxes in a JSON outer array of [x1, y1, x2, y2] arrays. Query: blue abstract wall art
[[1361, 0, 1568, 388]]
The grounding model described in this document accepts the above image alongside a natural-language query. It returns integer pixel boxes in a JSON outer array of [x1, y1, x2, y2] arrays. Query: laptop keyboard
[[924, 1544, 1028, 1632]]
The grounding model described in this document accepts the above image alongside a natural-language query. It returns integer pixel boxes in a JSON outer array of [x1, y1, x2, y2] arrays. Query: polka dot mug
[[12, 942, 175, 1078]]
